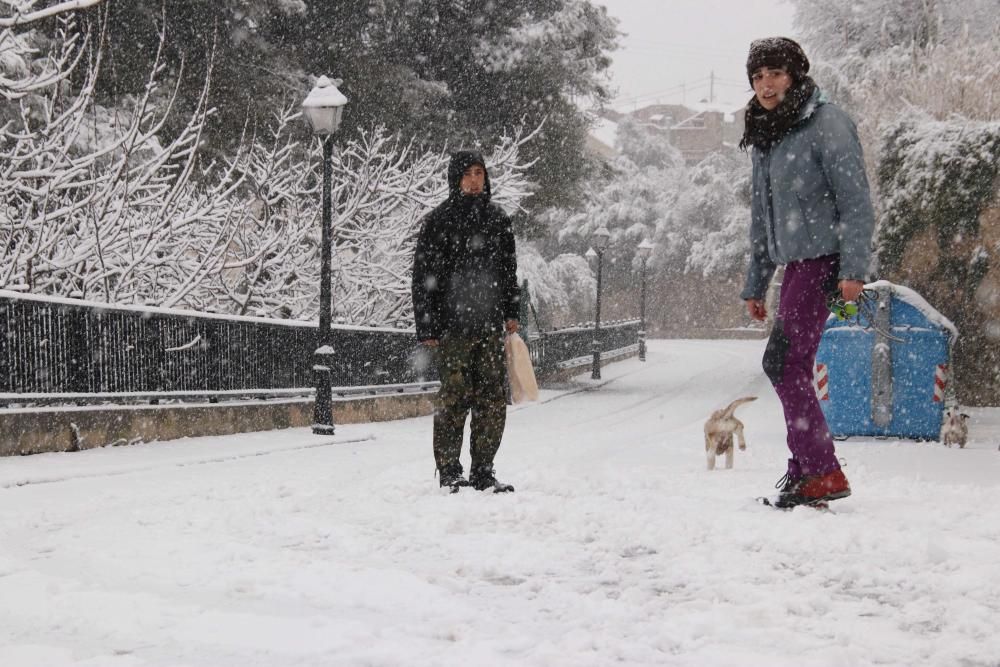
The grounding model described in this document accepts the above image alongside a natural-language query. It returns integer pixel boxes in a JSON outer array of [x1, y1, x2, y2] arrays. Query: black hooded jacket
[[411, 151, 519, 341]]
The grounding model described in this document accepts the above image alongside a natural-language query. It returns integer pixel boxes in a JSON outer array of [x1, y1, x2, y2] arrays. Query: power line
[[612, 76, 711, 105], [623, 39, 747, 58], [619, 47, 742, 61]]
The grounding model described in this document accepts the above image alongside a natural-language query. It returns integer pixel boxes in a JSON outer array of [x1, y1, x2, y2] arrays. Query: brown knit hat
[[746, 37, 810, 84]]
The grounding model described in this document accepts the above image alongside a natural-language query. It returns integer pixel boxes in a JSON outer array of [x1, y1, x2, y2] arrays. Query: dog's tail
[[720, 396, 757, 420]]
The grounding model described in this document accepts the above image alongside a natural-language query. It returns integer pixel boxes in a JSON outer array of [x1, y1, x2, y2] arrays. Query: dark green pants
[[433, 333, 507, 472]]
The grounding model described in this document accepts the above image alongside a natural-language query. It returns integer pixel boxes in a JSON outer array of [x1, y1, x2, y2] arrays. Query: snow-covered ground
[[2, 339, 999, 667]]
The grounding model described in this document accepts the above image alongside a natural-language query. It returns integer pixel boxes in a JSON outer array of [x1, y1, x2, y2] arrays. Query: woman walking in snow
[[739, 37, 876, 508]]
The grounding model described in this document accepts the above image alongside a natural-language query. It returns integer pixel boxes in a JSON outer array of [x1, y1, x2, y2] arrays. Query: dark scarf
[[739, 76, 817, 152], [447, 191, 489, 218]]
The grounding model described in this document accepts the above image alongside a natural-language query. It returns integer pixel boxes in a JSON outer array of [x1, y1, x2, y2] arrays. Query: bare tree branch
[[0, 0, 104, 28]]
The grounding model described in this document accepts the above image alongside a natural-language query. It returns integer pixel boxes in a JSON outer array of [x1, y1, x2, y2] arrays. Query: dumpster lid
[[866, 280, 958, 345]]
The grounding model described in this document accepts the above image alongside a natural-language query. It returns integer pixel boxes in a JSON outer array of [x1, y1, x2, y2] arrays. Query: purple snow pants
[[762, 255, 841, 479]]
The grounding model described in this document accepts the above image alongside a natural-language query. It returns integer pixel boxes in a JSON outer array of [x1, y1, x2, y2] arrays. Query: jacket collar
[[795, 88, 825, 125]]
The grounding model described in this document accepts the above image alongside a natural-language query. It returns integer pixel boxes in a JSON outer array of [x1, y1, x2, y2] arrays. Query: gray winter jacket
[[741, 90, 876, 301]]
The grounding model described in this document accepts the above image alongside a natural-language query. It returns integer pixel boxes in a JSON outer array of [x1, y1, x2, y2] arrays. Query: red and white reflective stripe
[[933, 364, 949, 402], [814, 363, 830, 401]]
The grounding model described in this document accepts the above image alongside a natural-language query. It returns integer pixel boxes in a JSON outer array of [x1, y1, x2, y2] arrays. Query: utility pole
[[710, 70, 715, 104]]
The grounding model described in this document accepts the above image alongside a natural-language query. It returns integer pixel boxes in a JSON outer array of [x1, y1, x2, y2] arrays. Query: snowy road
[[2, 339, 1000, 667]]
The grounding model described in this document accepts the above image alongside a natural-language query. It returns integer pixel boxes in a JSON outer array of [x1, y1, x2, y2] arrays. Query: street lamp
[[590, 226, 611, 380], [302, 75, 348, 435], [636, 239, 654, 362]]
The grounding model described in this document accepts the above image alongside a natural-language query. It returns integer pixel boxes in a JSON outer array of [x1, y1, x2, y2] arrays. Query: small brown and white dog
[[704, 396, 757, 470], [939, 407, 969, 448]]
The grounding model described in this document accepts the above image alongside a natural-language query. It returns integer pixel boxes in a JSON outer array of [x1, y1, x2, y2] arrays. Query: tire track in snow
[[533, 342, 761, 433], [0, 435, 376, 490]]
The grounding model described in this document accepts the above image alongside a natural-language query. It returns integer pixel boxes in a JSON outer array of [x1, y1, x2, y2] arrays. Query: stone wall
[[891, 200, 1000, 404], [0, 393, 436, 456], [1, 350, 643, 456]]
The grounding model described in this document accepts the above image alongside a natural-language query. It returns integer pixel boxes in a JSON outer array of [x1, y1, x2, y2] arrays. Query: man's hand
[[421, 339, 439, 347], [505, 319, 520, 335], [746, 299, 767, 322], [839, 279, 864, 302]]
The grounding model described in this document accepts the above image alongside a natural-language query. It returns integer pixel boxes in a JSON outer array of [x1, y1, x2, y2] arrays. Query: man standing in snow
[[411, 151, 520, 492], [740, 37, 876, 508]]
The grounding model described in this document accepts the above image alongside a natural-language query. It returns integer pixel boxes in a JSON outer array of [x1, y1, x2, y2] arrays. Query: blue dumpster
[[815, 280, 957, 440]]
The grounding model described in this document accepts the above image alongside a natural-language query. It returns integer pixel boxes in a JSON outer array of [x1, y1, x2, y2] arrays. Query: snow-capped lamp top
[[592, 226, 611, 251], [302, 76, 349, 136], [637, 239, 654, 260], [745, 37, 810, 84]]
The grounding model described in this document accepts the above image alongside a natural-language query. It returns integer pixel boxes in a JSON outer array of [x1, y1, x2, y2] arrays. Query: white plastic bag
[[505, 333, 539, 403]]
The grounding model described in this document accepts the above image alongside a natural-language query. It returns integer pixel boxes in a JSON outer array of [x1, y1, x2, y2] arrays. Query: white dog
[[704, 396, 757, 470], [939, 407, 969, 448]]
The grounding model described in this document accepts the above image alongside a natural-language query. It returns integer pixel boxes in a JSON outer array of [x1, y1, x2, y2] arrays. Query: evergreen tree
[[84, 0, 619, 211]]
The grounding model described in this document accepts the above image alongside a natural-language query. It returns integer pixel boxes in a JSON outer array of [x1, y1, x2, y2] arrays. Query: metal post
[[0, 300, 8, 399], [592, 249, 603, 380], [68, 304, 89, 395], [312, 136, 336, 434], [639, 257, 647, 362], [870, 284, 894, 429]]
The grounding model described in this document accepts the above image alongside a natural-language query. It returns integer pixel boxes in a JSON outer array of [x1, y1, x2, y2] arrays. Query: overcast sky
[[596, 0, 796, 111]]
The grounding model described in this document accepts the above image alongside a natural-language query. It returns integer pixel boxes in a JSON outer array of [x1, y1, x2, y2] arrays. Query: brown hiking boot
[[775, 469, 850, 508]]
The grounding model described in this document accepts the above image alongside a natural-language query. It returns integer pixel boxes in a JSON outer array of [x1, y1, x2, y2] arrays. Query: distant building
[[588, 101, 746, 165]]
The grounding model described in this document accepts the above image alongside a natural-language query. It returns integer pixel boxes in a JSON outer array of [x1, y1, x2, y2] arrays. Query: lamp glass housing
[[302, 76, 348, 136]]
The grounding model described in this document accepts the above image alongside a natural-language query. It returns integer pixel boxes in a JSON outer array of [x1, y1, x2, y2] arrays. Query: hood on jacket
[[795, 87, 825, 125], [447, 150, 492, 203]]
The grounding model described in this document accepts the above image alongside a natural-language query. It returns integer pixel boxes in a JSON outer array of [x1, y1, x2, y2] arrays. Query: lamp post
[[302, 76, 348, 435], [590, 226, 611, 380], [636, 239, 654, 362]]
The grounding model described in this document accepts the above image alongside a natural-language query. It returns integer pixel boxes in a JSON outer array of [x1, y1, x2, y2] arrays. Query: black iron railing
[[528, 319, 641, 375], [0, 291, 639, 404], [0, 291, 419, 401]]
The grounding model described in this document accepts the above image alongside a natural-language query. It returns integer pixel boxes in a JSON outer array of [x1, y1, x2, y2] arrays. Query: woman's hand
[[839, 279, 864, 302]]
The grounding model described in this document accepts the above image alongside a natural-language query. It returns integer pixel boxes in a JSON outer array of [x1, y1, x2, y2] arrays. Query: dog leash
[[827, 288, 907, 343]]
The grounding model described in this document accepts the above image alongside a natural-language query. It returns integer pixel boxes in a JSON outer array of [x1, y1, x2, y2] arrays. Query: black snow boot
[[469, 466, 514, 493], [438, 463, 469, 491], [774, 471, 800, 504]]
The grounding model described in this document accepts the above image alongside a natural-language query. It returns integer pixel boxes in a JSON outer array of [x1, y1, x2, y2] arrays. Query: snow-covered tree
[[308, 124, 538, 327], [790, 0, 998, 61], [879, 119, 1000, 271], [92, 0, 620, 212], [555, 118, 682, 262], [2, 83, 537, 325], [682, 152, 753, 279], [1, 3, 542, 328], [877, 118, 1000, 404], [0, 14, 248, 305], [789, 0, 1000, 147], [517, 243, 595, 328], [0, 0, 104, 29]]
